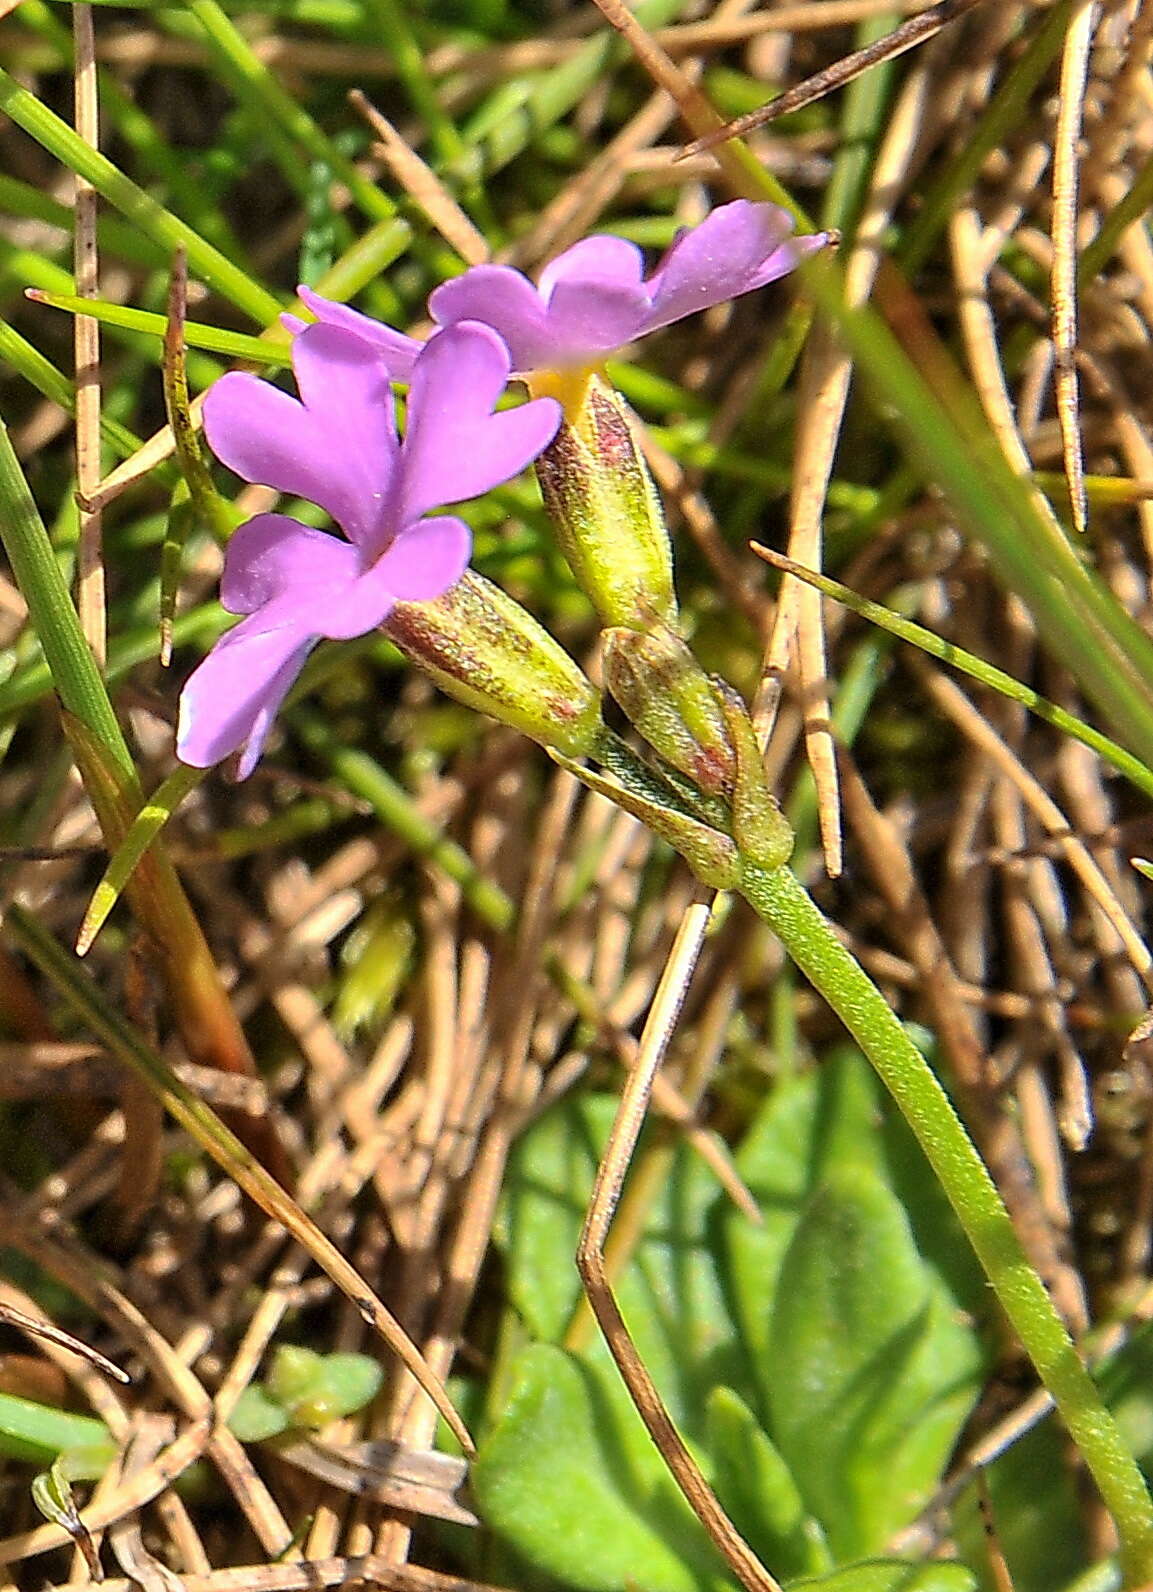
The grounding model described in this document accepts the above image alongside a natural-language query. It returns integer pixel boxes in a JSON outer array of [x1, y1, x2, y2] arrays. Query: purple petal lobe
[[428, 266, 556, 371], [374, 515, 471, 602], [204, 325, 399, 548], [640, 200, 820, 334], [177, 613, 318, 777], [430, 247, 650, 371], [219, 514, 363, 615], [537, 234, 646, 303], [536, 236, 650, 364], [396, 322, 561, 526], [295, 286, 423, 379]]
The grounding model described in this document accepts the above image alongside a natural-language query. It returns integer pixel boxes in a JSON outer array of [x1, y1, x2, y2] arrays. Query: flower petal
[[372, 514, 471, 603], [428, 266, 555, 371], [219, 514, 362, 615], [535, 235, 649, 360], [640, 201, 824, 334], [176, 611, 319, 778], [395, 322, 561, 526], [204, 325, 399, 547], [430, 246, 650, 371], [295, 287, 423, 379]]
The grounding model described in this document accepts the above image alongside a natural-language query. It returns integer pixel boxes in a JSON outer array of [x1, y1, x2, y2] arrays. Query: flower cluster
[[177, 201, 826, 775]]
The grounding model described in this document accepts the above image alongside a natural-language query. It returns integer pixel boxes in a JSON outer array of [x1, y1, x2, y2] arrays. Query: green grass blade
[[753, 546, 1153, 804], [77, 762, 207, 954], [807, 260, 1153, 772], [0, 66, 280, 324], [0, 318, 147, 464], [0, 408, 135, 780], [898, 1, 1073, 275], [181, 0, 406, 229], [27, 292, 289, 365]]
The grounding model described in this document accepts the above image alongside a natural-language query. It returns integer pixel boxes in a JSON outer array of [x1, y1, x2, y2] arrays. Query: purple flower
[[177, 320, 561, 777], [288, 202, 827, 377], [429, 201, 826, 372]]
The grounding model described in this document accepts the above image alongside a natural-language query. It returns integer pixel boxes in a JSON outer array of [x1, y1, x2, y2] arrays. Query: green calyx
[[531, 372, 677, 630], [603, 622, 737, 798], [384, 570, 603, 759]]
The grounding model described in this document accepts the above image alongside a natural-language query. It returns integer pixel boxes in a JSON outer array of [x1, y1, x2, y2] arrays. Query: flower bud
[[714, 682, 794, 871], [383, 570, 603, 758], [557, 749, 741, 891], [602, 623, 736, 798], [530, 373, 677, 629]]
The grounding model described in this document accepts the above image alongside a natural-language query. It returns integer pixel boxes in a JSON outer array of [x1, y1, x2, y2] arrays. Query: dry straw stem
[[72, 0, 104, 667], [350, 90, 490, 267], [757, 51, 940, 876], [681, 0, 988, 151], [1051, 0, 1097, 538], [575, 893, 786, 1592]]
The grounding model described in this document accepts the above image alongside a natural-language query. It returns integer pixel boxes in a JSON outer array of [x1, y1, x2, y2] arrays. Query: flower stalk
[[739, 859, 1153, 1590]]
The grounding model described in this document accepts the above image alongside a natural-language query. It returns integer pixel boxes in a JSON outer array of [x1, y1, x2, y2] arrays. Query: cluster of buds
[[178, 201, 826, 880]]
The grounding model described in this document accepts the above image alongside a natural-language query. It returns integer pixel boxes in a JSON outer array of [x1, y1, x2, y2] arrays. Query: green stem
[[739, 860, 1153, 1590]]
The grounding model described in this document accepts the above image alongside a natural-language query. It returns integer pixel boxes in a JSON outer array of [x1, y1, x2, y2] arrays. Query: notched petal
[[397, 323, 560, 525], [219, 514, 361, 615], [176, 614, 319, 778]]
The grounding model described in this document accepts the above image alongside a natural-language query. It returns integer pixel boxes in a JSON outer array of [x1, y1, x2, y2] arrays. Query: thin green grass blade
[[898, 1, 1074, 275], [0, 66, 280, 323], [806, 260, 1153, 772], [359, 0, 467, 168], [77, 761, 207, 954], [821, 11, 900, 239], [0, 318, 147, 464], [303, 218, 414, 318], [752, 546, 1153, 804], [1078, 148, 1153, 287], [0, 603, 226, 722], [0, 172, 166, 267], [160, 258, 240, 658], [14, 0, 251, 260], [451, 0, 695, 187], [181, 0, 406, 230], [27, 292, 288, 365], [0, 408, 135, 780]]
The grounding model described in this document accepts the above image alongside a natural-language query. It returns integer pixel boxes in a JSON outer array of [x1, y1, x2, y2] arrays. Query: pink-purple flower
[[291, 201, 826, 376], [177, 320, 560, 777]]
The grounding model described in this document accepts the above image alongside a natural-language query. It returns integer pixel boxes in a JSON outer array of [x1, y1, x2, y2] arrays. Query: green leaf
[[768, 1166, 984, 1559], [286, 1352, 384, 1427], [496, 1095, 605, 1343], [723, 1049, 887, 1426], [788, 1561, 977, 1592], [498, 1095, 742, 1432], [0, 1393, 114, 1471], [32, 1456, 103, 1577], [707, 1386, 831, 1583], [472, 1344, 724, 1592], [228, 1385, 291, 1443]]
